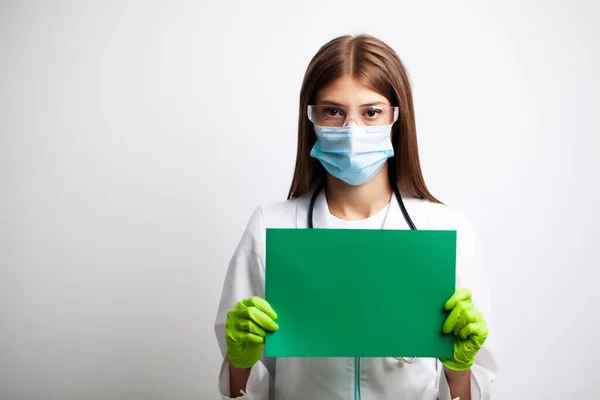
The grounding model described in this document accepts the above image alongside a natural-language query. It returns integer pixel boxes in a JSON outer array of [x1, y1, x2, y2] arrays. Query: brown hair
[[287, 34, 440, 203]]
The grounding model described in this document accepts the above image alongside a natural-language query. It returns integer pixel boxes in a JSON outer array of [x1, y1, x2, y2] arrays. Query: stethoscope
[[306, 178, 418, 364]]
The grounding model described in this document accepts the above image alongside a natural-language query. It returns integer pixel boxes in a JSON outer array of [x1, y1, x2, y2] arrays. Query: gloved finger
[[459, 319, 488, 340], [454, 306, 476, 336], [443, 300, 475, 334], [444, 288, 472, 311], [227, 329, 265, 346], [241, 296, 278, 320], [236, 318, 267, 337], [443, 301, 464, 334], [246, 332, 265, 344], [226, 328, 242, 344], [239, 306, 279, 332]]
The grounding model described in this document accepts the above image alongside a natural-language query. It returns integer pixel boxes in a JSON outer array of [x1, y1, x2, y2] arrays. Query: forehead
[[316, 75, 389, 105]]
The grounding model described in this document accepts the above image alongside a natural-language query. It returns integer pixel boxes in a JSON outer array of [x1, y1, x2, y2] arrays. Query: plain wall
[[1, 0, 599, 398]]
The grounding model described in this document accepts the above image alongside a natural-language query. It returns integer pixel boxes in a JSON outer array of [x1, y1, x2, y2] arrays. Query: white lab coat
[[214, 188, 497, 399]]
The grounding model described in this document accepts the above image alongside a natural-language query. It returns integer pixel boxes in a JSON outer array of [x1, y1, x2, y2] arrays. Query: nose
[[342, 116, 360, 127]]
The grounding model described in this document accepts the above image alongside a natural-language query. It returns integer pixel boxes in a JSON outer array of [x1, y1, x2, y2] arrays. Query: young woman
[[214, 34, 496, 400]]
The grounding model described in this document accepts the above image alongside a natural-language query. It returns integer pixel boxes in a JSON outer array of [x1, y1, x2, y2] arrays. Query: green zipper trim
[[354, 357, 362, 400]]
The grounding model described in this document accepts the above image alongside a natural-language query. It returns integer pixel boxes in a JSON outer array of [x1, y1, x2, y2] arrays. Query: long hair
[[287, 34, 440, 203]]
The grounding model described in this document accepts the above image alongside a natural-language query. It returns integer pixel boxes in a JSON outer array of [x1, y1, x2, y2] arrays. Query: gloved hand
[[226, 296, 279, 369], [440, 288, 488, 371]]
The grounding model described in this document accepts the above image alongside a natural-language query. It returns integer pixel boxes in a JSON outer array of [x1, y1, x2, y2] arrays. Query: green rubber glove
[[440, 288, 488, 371], [226, 296, 279, 369]]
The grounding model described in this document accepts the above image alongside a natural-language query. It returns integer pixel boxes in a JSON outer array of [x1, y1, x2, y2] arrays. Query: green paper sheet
[[265, 228, 456, 358]]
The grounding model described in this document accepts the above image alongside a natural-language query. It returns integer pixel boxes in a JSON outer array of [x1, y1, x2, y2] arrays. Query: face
[[315, 75, 392, 127]]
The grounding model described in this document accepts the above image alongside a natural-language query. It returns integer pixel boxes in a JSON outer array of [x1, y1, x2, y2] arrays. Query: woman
[[214, 34, 496, 399]]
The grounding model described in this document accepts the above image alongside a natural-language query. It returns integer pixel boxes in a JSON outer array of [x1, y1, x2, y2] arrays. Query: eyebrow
[[319, 100, 389, 107]]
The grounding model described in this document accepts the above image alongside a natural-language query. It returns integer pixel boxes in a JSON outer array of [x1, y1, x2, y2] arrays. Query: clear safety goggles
[[308, 104, 399, 127]]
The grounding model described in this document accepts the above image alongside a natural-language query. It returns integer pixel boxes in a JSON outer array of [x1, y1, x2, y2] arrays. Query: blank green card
[[265, 228, 456, 358]]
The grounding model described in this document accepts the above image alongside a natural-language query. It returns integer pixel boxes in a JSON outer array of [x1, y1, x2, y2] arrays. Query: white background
[[1, 0, 599, 399]]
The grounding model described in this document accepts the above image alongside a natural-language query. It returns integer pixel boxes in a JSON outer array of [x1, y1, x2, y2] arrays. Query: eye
[[363, 108, 383, 119], [323, 107, 344, 117]]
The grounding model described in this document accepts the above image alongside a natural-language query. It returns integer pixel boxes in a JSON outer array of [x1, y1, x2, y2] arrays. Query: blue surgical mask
[[310, 124, 394, 186]]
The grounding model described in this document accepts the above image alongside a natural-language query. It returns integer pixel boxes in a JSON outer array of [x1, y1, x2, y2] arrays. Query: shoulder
[[241, 195, 307, 240], [403, 196, 474, 232], [253, 189, 317, 228], [258, 196, 304, 227], [234, 195, 306, 255]]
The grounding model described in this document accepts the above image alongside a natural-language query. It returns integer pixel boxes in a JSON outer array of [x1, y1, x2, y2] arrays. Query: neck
[[325, 164, 393, 221]]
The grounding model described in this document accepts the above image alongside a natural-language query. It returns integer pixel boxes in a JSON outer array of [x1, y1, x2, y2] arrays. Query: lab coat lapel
[[311, 189, 332, 229]]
